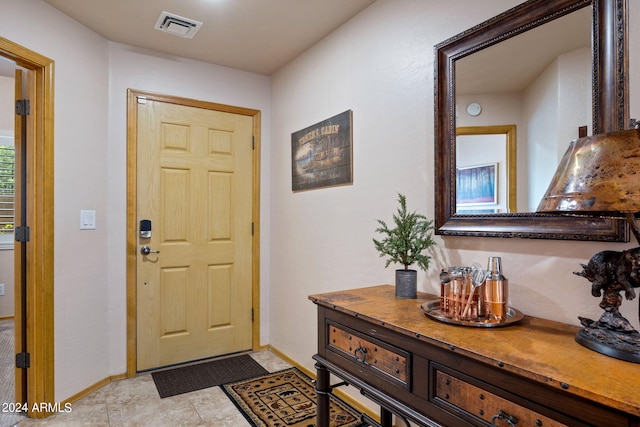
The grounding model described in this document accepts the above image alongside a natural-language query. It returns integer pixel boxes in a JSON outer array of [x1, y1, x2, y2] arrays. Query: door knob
[[140, 245, 160, 255]]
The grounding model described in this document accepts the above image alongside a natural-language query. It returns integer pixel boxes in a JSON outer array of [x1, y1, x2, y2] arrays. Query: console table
[[309, 285, 640, 427]]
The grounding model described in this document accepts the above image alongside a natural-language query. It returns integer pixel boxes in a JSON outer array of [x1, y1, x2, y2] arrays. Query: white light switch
[[80, 210, 96, 230]]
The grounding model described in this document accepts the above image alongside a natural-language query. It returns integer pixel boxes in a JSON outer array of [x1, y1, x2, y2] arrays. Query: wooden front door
[[136, 97, 254, 371]]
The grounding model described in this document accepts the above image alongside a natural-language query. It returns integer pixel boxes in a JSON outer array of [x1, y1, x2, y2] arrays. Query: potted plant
[[373, 193, 436, 298]]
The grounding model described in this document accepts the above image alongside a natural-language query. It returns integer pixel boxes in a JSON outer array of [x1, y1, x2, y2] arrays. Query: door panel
[[136, 99, 253, 370]]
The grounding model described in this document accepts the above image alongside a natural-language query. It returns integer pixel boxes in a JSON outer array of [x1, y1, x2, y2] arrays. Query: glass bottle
[[484, 257, 508, 322], [439, 269, 450, 315]]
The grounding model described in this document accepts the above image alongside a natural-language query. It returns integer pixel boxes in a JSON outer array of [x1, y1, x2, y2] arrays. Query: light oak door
[[136, 98, 253, 371]]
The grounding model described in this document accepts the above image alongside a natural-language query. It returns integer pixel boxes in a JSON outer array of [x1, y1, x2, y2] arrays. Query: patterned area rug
[[222, 367, 365, 427], [152, 354, 269, 398]]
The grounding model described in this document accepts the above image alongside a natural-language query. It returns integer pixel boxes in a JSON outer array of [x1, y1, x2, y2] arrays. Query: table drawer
[[327, 321, 408, 385], [435, 370, 569, 427]]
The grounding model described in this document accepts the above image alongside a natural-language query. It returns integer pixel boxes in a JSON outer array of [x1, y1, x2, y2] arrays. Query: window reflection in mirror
[[455, 7, 591, 214]]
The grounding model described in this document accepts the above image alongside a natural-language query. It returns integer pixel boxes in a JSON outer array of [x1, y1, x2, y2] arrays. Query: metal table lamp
[[537, 128, 640, 363]]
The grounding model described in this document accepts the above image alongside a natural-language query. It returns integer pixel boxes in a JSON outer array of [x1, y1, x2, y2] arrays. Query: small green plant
[[373, 193, 436, 271]]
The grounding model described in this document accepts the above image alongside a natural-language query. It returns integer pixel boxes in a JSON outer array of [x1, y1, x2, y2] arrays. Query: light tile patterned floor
[[0, 319, 18, 427], [1, 350, 293, 427]]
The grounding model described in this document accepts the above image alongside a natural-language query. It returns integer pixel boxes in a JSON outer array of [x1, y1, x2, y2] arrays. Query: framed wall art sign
[[291, 110, 353, 192]]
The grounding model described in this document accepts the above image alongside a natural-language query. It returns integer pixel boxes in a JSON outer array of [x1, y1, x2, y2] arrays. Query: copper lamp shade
[[537, 129, 640, 363], [537, 129, 640, 215]]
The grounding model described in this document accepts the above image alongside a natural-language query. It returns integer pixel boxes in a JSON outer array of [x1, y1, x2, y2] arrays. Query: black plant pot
[[395, 269, 417, 298]]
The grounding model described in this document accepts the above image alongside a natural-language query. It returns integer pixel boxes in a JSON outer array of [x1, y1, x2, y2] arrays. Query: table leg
[[315, 362, 330, 427], [380, 407, 393, 427]]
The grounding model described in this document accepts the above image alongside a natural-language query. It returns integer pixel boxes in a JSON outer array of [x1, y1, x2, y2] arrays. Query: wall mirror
[[435, 0, 629, 240]]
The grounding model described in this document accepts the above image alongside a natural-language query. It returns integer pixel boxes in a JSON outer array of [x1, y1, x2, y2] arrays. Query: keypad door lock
[[140, 219, 152, 239]]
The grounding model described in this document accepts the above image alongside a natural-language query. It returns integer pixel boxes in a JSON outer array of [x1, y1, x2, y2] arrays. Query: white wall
[[0, 76, 14, 318], [0, 76, 12, 129], [0, 0, 112, 401], [524, 58, 560, 209], [522, 46, 591, 210], [269, 0, 640, 393], [557, 47, 592, 147]]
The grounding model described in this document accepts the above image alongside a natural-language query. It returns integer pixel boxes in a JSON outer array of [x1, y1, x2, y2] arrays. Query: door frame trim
[[0, 36, 55, 417], [125, 89, 261, 376]]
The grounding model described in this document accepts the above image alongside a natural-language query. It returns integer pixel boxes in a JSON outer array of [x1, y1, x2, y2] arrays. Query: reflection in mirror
[[434, 0, 628, 241], [456, 8, 591, 213], [456, 125, 516, 214]]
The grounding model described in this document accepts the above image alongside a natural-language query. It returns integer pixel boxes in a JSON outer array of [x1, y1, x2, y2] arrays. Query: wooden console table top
[[308, 284, 640, 417]]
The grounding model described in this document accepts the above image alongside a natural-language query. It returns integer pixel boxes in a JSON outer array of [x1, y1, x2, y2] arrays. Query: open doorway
[[0, 36, 55, 418], [0, 56, 20, 426]]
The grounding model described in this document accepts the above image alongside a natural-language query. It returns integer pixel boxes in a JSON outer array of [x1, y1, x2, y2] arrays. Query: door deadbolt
[[140, 219, 152, 238], [140, 245, 160, 255]]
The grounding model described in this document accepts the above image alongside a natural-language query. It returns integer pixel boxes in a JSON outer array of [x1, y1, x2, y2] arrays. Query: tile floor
[[1, 350, 293, 427]]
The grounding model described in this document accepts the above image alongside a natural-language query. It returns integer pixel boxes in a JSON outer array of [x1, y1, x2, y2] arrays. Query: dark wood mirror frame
[[435, 0, 629, 240]]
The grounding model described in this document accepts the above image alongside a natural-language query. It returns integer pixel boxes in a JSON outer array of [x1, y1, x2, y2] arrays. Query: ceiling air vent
[[154, 11, 203, 39]]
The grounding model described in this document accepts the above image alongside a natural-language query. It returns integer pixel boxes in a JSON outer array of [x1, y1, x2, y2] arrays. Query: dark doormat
[[222, 367, 366, 427], [151, 354, 269, 398]]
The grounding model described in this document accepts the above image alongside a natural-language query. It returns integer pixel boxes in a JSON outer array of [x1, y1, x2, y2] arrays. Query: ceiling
[[40, 0, 375, 76], [456, 6, 591, 95], [3, 1, 589, 93]]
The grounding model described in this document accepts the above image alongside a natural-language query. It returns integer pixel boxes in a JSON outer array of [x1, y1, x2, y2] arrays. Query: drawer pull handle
[[491, 410, 518, 427], [354, 346, 367, 363]]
